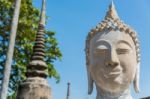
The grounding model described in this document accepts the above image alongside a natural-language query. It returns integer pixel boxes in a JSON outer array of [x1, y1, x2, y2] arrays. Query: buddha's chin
[[99, 85, 127, 96], [97, 79, 128, 95], [105, 80, 126, 92]]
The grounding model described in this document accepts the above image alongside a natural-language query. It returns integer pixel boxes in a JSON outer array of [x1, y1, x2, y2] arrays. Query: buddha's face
[[89, 31, 137, 95]]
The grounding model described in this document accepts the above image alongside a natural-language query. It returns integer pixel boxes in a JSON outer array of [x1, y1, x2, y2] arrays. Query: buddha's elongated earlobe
[[134, 62, 140, 93], [87, 68, 94, 94]]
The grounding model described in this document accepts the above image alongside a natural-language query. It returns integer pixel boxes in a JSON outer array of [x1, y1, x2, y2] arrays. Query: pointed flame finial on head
[[105, 0, 119, 20]]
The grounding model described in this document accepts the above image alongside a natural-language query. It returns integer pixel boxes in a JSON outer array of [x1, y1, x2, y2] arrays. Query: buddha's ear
[[133, 62, 140, 93], [87, 68, 94, 95]]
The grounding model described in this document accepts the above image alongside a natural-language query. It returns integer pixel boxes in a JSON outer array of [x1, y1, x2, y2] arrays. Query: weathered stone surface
[[17, 78, 51, 99]]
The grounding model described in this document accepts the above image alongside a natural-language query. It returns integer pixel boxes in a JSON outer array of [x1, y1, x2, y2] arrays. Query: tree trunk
[[0, 0, 21, 99]]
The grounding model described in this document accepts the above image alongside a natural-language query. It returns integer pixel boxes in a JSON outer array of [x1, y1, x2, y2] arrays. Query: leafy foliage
[[0, 0, 62, 96]]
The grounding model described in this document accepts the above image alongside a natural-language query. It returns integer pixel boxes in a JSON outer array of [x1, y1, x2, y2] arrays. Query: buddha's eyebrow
[[94, 39, 111, 49], [117, 40, 133, 49], [95, 39, 110, 45]]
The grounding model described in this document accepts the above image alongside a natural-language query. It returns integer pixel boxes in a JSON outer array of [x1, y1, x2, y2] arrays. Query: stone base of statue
[[17, 77, 51, 99]]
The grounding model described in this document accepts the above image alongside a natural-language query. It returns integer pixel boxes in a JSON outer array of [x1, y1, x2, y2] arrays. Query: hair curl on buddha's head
[[85, 1, 140, 94]]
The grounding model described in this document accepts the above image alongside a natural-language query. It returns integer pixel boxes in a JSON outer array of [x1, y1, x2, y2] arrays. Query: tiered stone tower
[[17, 0, 51, 99]]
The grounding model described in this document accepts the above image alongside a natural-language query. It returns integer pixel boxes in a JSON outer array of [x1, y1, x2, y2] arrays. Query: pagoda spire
[[26, 0, 48, 78], [40, 0, 46, 26], [105, 0, 119, 20], [66, 82, 71, 99]]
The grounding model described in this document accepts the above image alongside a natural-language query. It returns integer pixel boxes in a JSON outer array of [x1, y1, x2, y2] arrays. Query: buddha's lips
[[103, 69, 122, 79], [109, 67, 122, 75], [109, 71, 121, 75]]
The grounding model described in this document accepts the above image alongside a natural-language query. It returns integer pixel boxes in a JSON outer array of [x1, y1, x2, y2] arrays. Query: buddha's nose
[[106, 61, 119, 67], [105, 49, 119, 67]]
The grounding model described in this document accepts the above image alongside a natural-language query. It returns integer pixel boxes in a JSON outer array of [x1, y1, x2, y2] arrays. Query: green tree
[[0, 0, 21, 99], [0, 0, 62, 97]]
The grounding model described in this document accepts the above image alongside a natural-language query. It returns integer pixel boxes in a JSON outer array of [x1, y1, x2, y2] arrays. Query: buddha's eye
[[116, 48, 130, 54], [116, 41, 132, 55], [94, 45, 108, 56], [95, 49, 108, 55]]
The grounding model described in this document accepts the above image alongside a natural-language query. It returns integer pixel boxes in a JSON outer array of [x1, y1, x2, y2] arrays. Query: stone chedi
[[85, 1, 140, 99], [17, 0, 51, 99]]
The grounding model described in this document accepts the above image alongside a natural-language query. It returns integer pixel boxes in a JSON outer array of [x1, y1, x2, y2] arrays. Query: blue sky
[[33, 0, 150, 99]]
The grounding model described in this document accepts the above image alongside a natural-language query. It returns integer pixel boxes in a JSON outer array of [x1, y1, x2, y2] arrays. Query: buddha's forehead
[[90, 31, 135, 46]]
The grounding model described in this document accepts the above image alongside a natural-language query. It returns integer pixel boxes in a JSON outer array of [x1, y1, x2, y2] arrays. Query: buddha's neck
[[96, 88, 132, 99]]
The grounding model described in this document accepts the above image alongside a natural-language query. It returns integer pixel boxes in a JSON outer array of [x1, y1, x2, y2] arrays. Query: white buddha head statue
[[85, 1, 140, 97]]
